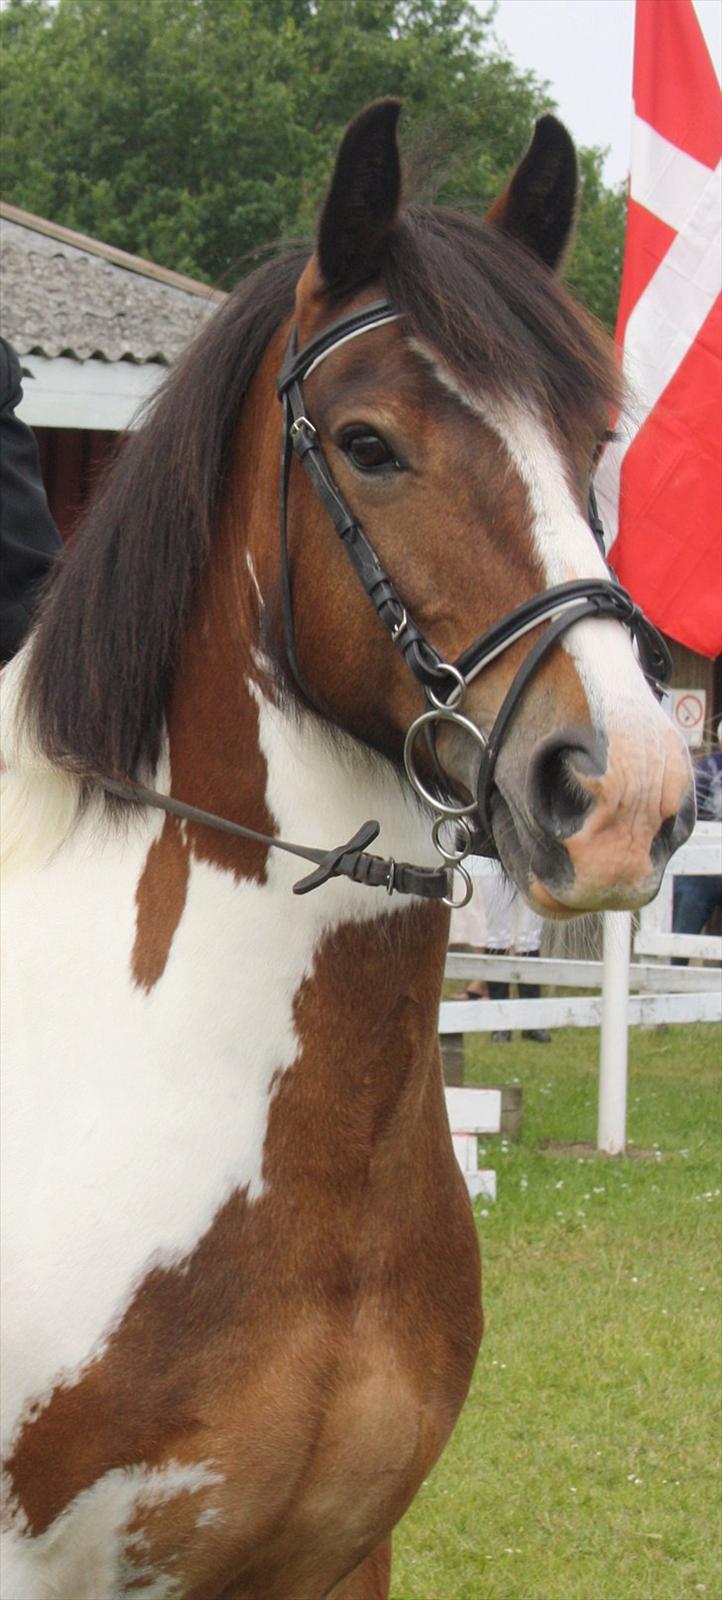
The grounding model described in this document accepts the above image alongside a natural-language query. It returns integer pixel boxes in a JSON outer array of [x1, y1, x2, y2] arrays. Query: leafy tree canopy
[[1, 0, 625, 326]]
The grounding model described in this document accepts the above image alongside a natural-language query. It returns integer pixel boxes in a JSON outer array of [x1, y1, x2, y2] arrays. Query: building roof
[[0, 201, 224, 365]]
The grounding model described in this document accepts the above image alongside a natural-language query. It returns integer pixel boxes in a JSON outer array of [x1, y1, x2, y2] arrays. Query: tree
[[0, 0, 624, 326]]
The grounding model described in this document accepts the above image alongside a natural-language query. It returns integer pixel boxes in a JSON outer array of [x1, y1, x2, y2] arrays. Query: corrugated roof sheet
[[0, 202, 225, 365]]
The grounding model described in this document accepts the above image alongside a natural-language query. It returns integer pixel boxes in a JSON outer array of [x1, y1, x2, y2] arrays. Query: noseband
[[276, 300, 671, 905]]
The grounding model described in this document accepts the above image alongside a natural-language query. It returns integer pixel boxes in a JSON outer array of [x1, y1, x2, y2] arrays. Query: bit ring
[[442, 863, 473, 909], [427, 662, 467, 711], [432, 815, 473, 863], [404, 708, 486, 818]]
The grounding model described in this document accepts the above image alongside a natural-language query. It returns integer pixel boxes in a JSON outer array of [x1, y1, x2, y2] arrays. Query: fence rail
[[441, 822, 721, 1173], [445, 952, 717, 993]]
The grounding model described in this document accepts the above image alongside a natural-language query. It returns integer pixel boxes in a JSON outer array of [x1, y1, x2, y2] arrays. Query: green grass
[[391, 1025, 722, 1600]]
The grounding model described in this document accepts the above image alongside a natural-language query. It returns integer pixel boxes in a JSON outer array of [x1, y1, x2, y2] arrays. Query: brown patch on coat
[[130, 353, 283, 989], [132, 816, 190, 991], [329, 1539, 392, 1599], [5, 905, 480, 1599]]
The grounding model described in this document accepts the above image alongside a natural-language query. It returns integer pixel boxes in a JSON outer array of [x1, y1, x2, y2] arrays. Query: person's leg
[[449, 856, 489, 998], [483, 866, 514, 1041], [672, 876, 722, 964], [515, 904, 550, 1042], [485, 948, 512, 1040], [517, 947, 551, 1042]]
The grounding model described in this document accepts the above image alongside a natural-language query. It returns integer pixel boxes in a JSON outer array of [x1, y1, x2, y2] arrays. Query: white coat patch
[[1, 684, 434, 1462], [1, 1460, 223, 1600]]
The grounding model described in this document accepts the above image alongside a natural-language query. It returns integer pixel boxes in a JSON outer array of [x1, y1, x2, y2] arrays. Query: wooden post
[[440, 1033, 464, 1086], [499, 1084, 523, 1139]]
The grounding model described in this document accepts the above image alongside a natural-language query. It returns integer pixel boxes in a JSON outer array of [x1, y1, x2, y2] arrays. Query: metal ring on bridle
[[426, 662, 466, 711], [431, 815, 473, 863], [403, 708, 487, 817], [442, 863, 473, 910]]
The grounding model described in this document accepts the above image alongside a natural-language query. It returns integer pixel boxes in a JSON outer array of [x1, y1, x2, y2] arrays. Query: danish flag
[[596, 0, 722, 658]]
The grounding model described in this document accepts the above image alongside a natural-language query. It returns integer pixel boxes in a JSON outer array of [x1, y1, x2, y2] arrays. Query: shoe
[[521, 1028, 551, 1043], [491, 1030, 512, 1043]]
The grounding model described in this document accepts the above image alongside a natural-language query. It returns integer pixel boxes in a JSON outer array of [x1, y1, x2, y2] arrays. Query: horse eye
[[342, 431, 398, 472]]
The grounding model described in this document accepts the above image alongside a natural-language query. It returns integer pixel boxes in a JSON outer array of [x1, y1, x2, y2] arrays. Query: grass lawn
[[391, 1024, 722, 1600]]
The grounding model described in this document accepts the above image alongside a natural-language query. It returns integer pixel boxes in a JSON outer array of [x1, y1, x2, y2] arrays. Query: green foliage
[[567, 147, 627, 334], [1, 0, 624, 326]]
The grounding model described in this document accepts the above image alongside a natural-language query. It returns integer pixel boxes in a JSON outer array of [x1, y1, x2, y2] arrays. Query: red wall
[[33, 427, 122, 542]]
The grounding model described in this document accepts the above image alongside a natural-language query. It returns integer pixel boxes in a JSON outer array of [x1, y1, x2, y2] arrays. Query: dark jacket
[[695, 749, 722, 821], [0, 338, 61, 663]]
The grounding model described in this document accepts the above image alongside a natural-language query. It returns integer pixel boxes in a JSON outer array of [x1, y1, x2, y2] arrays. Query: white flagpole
[[598, 911, 632, 1154]]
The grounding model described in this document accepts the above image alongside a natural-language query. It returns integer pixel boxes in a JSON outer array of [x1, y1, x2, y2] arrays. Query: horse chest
[[1, 1299, 470, 1600], [3, 1203, 478, 1600], [3, 812, 479, 1597]]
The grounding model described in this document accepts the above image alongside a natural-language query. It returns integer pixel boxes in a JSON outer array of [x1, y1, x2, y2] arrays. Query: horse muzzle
[[486, 718, 696, 916]]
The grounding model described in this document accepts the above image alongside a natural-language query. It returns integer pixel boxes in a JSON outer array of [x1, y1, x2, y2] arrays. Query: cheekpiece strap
[[279, 309, 447, 693]]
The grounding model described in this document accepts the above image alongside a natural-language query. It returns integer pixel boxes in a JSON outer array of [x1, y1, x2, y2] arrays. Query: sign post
[[669, 687, 707, 748]]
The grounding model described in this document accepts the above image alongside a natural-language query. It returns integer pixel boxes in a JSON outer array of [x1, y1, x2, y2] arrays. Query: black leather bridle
[[104, 298, 670, 907], [276, 299, 672, 903]]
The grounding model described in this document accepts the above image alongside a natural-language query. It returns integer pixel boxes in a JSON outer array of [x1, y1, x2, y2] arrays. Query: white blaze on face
[[415, 343, 669, 751], [476, 394, 660, 741]]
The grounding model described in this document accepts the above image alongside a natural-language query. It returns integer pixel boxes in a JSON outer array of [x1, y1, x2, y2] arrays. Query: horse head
[[247, 99, 693, 915], [16, 101, 694, 919]]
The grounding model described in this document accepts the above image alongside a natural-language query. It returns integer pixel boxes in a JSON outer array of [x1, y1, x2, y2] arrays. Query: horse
[[1, 100, 693, 1599]]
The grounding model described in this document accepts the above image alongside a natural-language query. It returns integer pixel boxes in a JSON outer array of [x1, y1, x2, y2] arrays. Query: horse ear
[[317, 99, 402, 294], [486, 115, 578, 272]]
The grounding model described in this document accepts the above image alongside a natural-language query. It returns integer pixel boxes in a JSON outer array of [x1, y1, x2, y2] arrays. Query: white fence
[[444, 1087, 500, 1202], [442, 822, 721, 1183]]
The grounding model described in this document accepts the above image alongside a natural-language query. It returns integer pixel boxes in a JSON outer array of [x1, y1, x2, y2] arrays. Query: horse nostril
[[651, 784, 696, 868], [528, 727, 606, 839]]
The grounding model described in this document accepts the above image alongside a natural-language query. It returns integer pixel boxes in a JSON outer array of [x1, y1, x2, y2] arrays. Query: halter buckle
[[289, 416, 318, 454]]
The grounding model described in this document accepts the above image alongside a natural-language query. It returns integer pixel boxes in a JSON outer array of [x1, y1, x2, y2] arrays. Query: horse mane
[[17, 209, 621, 788], [18, 249, 310, 784]]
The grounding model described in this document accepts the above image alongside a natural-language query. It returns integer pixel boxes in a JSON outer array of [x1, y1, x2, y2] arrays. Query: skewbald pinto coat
[[1, 101, 691, 1598]]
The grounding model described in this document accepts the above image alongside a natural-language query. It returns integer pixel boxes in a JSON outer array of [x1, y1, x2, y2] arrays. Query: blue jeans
[[672, 875, 722, 938]]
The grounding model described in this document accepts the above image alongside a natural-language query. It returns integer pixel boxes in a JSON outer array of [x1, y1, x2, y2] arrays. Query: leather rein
[[105, 300, 671, 906]]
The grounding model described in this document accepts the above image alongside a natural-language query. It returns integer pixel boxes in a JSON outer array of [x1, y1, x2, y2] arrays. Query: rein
[[100, 299, 671, 908], [101, 778, 449, 900]]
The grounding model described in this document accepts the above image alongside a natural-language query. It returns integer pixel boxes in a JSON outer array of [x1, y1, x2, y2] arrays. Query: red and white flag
[[597, 0, 722, 659]]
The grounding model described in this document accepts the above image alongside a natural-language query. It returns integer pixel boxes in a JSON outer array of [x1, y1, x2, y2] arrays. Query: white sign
[[670, 687, 706, 747]]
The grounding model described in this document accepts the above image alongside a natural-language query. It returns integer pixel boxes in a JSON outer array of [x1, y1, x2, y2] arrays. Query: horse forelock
[[383, 207, 623, 431]]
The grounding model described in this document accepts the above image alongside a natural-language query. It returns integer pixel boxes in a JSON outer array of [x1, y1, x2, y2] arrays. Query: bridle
[[104, 298, 671, 908], [275, 298, 671, 905]]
